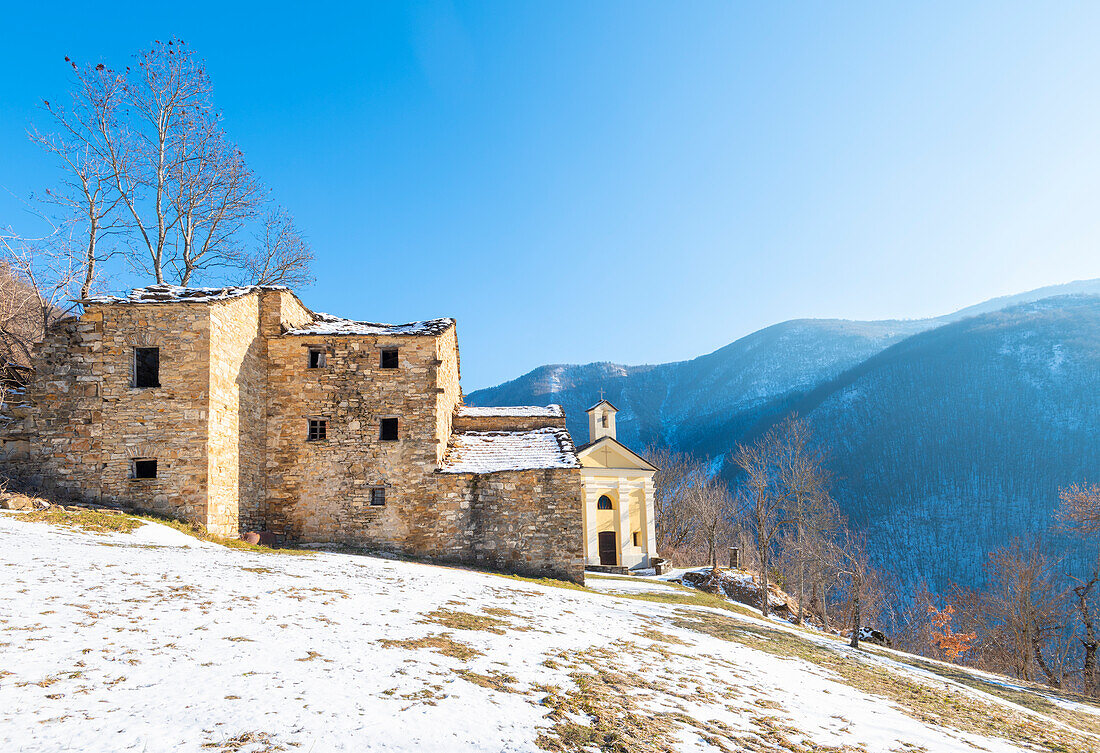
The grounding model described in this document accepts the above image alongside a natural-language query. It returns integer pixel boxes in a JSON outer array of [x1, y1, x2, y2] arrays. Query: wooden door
[[598, 531, 618, 566]]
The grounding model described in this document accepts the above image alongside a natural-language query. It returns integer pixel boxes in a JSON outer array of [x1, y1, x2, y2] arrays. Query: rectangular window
[[379, 417, 399, 441], [380, 348, 399, 369], [308, 349, 326, 369], [632, 531, 641, 547], [370, 487, 386, 506], [307, 419, 328, 441], [133, 347, 160, 388], [131, 458, 157, 480], [601, 414, 609, 428]]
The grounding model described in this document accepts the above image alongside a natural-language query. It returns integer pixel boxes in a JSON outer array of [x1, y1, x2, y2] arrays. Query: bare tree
[[833, 527, 870, 649], [647, 446, 707, 557], [0, 230, 83, 363], [1057, 483, 1100, 535], [962, 541, 1070, 686], [692, 476, 736, 570], [732, 426, 790, 617], [776, 416, 835, 624], [1057, 484, 1100, 694], [31, 60, 126, 299], [171, 127, 265, 285], [233, 206, 314, 287]]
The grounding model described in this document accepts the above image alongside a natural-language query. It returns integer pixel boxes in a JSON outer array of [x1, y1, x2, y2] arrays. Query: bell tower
[[586, 398, 618, 443]]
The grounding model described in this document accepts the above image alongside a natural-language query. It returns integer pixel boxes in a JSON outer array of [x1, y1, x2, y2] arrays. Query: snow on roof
[[455, 404, 564, 418], [83, 284, 287, 305], [287, 312, 455, 337], [440, 427, 580, 474]]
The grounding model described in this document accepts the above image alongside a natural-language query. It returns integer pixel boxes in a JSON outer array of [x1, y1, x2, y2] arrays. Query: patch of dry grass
[[453, 668, 520, 693], [379, 634, 482, 660], [420, 608, 511, 634]]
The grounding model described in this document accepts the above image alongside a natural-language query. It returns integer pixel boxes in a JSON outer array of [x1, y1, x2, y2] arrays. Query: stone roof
[[83, 284, 286, 305], [455, 405, 564, 418], [287, 312, 455, 337], [439, 427, 580, 474]]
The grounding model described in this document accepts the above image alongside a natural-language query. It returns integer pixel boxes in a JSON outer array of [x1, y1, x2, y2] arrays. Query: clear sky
[[3, 2, 1100, 389]]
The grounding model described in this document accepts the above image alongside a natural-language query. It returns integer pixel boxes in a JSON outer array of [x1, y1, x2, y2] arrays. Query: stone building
[[577, 400, 659, 571], [2, 285, 584, 582]]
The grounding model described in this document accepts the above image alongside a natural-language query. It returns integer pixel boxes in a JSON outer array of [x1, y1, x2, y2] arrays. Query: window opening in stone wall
[[308, 349, 326, 369], [133, 347, 160, 388], [597, 495, 613, 510], [131, 458, 157, 480], [370, 487, 386, 506], [380, 348, 399, 369], [380, 417, 399, 441], [307, 419, 328, 441], [633, 531, 641, 546]]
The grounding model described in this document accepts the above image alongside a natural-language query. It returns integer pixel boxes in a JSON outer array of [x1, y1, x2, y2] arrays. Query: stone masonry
[[2, 285, 584, 583]]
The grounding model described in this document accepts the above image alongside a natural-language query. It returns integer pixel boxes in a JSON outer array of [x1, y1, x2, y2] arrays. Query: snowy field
[[1, 512, 1099, 753]]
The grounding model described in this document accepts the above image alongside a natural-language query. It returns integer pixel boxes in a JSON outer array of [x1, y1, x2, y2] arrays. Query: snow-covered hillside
[[2, 511, 1099, 752]]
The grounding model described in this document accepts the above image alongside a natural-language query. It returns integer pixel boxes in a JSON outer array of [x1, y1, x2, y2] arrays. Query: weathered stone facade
[[3, 285, 584, 583]]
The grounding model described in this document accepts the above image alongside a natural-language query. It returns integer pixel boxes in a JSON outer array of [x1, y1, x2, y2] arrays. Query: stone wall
[[451, 411, 568, 433], [425, 468, 585, 583], [207, 295, 264, 536], [264, 329, 449, 543]]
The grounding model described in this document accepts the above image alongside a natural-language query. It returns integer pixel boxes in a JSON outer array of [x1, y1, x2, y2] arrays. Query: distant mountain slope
[[787, 296, 1100, 592], [468, 317, 932, 452], [468, 283, 1100, 591]]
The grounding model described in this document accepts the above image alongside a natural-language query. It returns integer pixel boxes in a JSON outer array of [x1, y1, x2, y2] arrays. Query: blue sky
[[3, 2, 1100, 389]]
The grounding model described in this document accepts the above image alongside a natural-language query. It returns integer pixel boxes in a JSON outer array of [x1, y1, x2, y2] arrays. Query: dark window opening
[[370, 487, 386, 506], [380, 348, 399, 369], [380, 417, 399, 441], [308, 349, 326, 369], [134, 347, 160, 388], [632, 531, 641, 547], [131, 458, 157, 480], [597, 495, 613, 510], [307, 419, 328, 441], [601, 414, 609, 428]]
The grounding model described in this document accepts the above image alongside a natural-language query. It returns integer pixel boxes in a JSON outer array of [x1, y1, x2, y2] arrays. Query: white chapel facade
[[577, 400, 658, 571]]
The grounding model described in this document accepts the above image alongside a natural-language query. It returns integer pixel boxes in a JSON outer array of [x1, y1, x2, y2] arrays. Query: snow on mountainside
[[3, 511, 1100, 752]]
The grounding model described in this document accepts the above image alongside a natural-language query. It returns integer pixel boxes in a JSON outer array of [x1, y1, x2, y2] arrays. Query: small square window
[[370, 487, 386, 506], [308, 349, 326, 369], [131, 458, 157, 480], [380, 348, 399, 369], [307, 419, 328, 441], [632, 531, 641, 547], [379, 417, 399, 441], [134, 347, 160, 388]]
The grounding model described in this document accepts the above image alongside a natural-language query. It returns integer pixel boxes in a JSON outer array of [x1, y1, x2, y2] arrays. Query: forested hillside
[[790, 297, 1100, 592], [468, 285, 1100, 592]]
